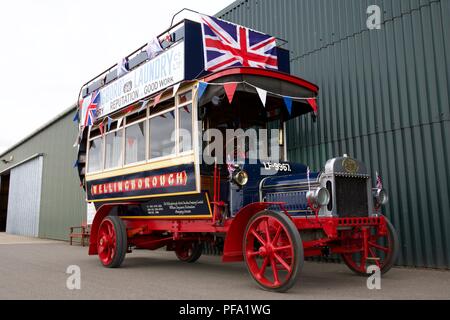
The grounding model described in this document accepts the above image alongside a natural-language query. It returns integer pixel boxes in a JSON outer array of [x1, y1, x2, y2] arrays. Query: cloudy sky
[[0, 0, 234, 153]]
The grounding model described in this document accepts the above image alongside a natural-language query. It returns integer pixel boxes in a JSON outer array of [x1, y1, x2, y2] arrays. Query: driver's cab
[[196, 68, 319, 217]]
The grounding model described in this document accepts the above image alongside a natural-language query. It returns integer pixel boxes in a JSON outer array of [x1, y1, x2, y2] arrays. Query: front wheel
[[341, 216, 399, 275], [243, 210, 303, 293], [97, 216, 127, 268]]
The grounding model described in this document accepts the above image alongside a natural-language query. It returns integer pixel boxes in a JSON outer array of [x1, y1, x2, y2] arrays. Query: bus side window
[[105, 123, 123, 169], [88, 136, 103, 173], [179, 103, 192, 153], [149, 110, 176, 159], [125, 121, 146, 164]]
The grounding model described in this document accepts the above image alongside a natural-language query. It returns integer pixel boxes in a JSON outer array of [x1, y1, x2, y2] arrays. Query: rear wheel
[[341, 216, 399, 275], [97, 216, 127, 268], [175, 242, 203, 263], [243, 210, 303, 292]]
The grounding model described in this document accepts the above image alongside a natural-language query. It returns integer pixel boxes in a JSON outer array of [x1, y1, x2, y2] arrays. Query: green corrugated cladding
[[217, 0, 450, 269], [0, 107, 85, 240]]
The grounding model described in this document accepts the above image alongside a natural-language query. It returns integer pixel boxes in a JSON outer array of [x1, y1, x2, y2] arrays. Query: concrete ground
[[0, 233, 449, 300]]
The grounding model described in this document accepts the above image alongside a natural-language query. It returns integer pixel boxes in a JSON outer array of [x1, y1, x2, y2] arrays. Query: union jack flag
[[376, 171, 383, 190], [201, 15, 278, 72], [83, 91, 100, 127]]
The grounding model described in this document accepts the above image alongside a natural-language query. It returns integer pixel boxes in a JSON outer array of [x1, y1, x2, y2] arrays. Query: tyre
[[175, 242, 203, 263], [341, 216, 399, 275], [243, 210, 303, 292], [97, 216, 127, 268]]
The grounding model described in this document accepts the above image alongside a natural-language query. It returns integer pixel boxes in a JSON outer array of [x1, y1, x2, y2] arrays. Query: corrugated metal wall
[[0, 108, 86, 240], [6, 156, 43, 237], [218, 0, 450, 269]]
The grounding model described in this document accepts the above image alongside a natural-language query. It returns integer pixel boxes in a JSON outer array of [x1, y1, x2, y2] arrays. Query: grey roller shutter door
[[6, 156, 43, 237]]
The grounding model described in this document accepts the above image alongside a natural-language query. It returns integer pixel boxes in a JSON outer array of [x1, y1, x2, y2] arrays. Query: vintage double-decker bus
[[75, 14, 399, 292]]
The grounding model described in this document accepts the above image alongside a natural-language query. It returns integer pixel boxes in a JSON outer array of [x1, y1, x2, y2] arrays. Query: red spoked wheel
[[175, 242, 203, 263], [243, 210, 303, 292], [341, 216, 399, 275], [97, 216, 127, 268]]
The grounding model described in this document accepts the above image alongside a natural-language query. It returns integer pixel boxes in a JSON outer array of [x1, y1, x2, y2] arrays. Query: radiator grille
[[335, 176, 369, 217]]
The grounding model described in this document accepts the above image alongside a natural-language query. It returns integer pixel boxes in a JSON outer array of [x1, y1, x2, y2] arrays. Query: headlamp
[[374, 188, 389, 207], [232, 170, 249, 186], [306, 187, 330, 207]]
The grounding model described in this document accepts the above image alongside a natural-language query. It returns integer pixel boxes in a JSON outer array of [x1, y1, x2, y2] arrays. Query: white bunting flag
[[256, 87, 267, 107], [117, 117, 123, 128], [172, 82, 181, 97], [145, 37, 163, 59], [117, 58, 128, 77]]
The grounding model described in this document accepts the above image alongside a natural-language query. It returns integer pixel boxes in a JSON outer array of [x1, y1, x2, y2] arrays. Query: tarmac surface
[[0, 233, 449, 300]]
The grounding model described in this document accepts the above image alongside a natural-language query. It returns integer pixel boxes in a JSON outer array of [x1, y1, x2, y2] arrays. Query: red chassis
[[89, 201, 397, 292]]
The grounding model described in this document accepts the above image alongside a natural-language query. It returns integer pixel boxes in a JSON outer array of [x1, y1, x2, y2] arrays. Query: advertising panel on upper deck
[[95, 41, 185, 118]]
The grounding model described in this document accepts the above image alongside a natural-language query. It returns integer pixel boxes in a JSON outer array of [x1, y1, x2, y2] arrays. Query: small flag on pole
[[307, 166, 311, 191], [376, 171, 383, 189], [83, 92, 100, 127]]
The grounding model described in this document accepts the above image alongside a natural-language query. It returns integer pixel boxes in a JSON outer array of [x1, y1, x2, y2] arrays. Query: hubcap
[[97, 219, 117, 266]]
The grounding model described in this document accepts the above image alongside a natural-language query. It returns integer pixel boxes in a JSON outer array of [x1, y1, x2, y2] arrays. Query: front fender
[[222, 202, 285, 262]]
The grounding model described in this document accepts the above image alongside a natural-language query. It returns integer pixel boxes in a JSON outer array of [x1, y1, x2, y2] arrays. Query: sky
[[0, 0, 235, 153]]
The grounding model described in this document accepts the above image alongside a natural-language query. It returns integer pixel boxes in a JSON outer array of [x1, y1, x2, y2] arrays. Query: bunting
[[107, 117, 112, 131], [223, 83, 238, 104], [172, 82, 181, 97], [145, 37, 163, 59], [117, 58, 129, 77], [256, 87, 267, 107], [198, 82, 208, 99], [73, 110, 79, 123], [283, 97, 293, 115]]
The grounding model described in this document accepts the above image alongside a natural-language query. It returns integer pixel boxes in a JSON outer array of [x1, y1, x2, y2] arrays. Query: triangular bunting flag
[[117, 117, 123, 128], [123, 105, 135, 115], [172, 82, 181, 97], [73, 159, 79, 168], [138, 100, 149, 113], [283, 96, 293, 115], [154, 93, 162, 106], [307, 98, 318, 114], [99, 122, 104, 136], [107, 117, 112, 131], [198, 82, 208, 99], [73, 111, 79, 123], [224, 83, 238, 104], [256, 87, 267, 107]]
